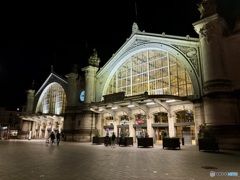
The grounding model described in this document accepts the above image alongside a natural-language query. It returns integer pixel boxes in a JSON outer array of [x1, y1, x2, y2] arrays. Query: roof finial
[[131, 22, 141, 36], [51, 65, 54, 73]]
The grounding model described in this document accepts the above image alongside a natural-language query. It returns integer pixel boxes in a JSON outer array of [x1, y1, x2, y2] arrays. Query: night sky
[[0, 0, 238, 110]]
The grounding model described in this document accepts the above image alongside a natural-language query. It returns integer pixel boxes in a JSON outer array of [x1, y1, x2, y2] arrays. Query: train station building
[[18, 0, 240, 149]]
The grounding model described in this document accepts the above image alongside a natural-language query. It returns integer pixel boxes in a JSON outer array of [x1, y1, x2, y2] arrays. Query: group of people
[[105, 132, 116, 147], [47, 131, 64, 145]]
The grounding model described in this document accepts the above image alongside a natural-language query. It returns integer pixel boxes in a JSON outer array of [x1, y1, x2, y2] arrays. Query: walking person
[[50, 131, 55, 145], [61, 132, 65, 141], [56, 131, 61, 146], [105, 135, 109, 147], [111, 132, 116, 146]]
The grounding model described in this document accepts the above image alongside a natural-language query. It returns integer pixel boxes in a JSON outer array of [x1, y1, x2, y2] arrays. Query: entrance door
[[155, 127, 168, 144], [176, 126, 194, 145]]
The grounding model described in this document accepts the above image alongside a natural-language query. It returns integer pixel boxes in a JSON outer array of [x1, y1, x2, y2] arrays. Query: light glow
[[146, 102, 155, 105], [166, 99, 176, 103]]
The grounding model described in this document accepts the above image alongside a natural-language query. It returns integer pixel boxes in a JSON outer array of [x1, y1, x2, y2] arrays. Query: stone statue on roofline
[[88, 48, 100, 67], [197, 0, 217, 19], [131, 22, 141, 36]]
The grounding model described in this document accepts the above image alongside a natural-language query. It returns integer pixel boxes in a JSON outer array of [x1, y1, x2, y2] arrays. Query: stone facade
[[17, 0, 240, 149]]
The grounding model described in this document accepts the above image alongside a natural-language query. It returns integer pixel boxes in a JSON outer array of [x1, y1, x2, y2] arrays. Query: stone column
[[65, 72, 79, 107], [193, 2, 240, 149], [58, 120, 63, 133], [26, 90, 35, 113], [168, 113, 175, 137], [128, 116, 134, 139], [193, 102, 205, 143], [81, 66, 99, 104], [39, 122, 43, 138], [81, 48, 100, 104], [147, 117, 153, 138], [32, 121, 36, 139], [193, 14, 234, 125], [44, 127, 48, 139], [194, 14, 229, 84]]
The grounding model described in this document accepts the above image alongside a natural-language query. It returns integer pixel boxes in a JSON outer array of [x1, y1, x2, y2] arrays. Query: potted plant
[[92, 131, 105, 145], [162, 136, 181, 149], [119, 132, 133, 146], [198, 123, 219, 152]]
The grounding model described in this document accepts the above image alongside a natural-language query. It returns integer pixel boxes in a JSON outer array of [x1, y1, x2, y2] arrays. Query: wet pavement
[[0, 139, 239, 180]]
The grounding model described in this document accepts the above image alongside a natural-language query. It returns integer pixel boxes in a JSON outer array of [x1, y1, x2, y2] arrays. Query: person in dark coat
[[50, 131, 55, 144], [56, 132, 61, 145], [105, 135, 109, 147], [111, 132, 116, 146]]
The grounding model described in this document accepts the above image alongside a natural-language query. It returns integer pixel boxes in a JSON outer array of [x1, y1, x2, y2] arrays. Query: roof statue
[[131, 22, 141, 36], [31, 80, 35, 90], [197, 0, 216, 19], [88, 48, 101, 67]]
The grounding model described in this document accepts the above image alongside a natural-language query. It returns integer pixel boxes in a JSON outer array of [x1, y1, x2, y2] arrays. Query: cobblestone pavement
[[0, 139, 239, 180]]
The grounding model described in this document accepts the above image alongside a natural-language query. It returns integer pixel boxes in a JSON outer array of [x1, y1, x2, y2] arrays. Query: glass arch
[[35, 83, 67, 115], [105, 49, 193, 96]]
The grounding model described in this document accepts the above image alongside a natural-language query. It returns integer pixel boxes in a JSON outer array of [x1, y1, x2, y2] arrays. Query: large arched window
[[36, 83, 67, 115], [176, 110, 194, 123], [105, 49, 193, 97], [154, 112, 168, 123]]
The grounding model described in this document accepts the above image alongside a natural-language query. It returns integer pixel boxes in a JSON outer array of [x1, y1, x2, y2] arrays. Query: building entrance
[[154, 127, 168, 144], [176, 126, 195, 145]]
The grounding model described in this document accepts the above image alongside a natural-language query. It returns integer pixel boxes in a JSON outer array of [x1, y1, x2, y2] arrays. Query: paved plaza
[[0, 139, 239, 180]]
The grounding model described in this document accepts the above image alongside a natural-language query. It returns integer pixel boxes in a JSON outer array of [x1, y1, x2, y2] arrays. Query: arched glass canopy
[[105, 49, 193, 97], [36, 83, 67, 115]]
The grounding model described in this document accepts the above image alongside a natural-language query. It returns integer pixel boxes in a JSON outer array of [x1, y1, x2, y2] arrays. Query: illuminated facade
[[82, 27, 201, 146], [21, 0, 240, 149], [19, 70, 67, 139]]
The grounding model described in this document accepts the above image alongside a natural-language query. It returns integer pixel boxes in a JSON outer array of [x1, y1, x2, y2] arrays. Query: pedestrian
[[50, 131, 55, 145], [61, 132, 65, 140], [56, 132, 61, 145], [111, 132, 116, 146], [162, 131, 167, 138], [105, 135, 109, 147]]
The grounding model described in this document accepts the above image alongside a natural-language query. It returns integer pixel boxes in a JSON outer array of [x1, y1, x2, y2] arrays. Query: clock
[[80, 90, 85, 102]]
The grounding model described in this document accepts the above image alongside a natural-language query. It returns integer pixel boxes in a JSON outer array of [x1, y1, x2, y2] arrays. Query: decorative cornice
[[126, 38, 150, 52], [203, 79, 232, 94]]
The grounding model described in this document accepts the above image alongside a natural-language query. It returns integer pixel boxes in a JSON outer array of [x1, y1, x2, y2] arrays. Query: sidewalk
[[0, 140, 239, 180]]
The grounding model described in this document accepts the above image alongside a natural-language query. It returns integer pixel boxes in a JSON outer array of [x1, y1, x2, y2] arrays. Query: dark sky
[[0, 0, 238, 110]]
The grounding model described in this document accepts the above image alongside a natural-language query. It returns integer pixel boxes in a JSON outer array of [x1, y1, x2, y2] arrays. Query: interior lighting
[[127, 104, 135, 108], [166, 99, 176, 103], [146, 102, 155, 105]]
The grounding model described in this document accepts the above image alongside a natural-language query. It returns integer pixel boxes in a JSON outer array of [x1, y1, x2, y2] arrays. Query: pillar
[[193, 12, 234, 125], [26, 90, 35, 113], [193, 0, 240, 149], [81, 66, 98, 104], [65, 72, 79, 107]]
